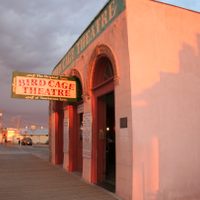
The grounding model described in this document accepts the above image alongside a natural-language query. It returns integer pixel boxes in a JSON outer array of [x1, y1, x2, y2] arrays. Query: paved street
[[0, 144, 120, 200]]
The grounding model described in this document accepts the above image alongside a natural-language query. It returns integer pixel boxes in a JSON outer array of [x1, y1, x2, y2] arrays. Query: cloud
[[0, 0, 108, 127], [0, 0, 108, 72]]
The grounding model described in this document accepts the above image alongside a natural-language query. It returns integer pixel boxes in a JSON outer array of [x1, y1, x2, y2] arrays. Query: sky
[[159, 0, 200, 12], [0, 0, 108, 128], [0, 0, 199, 129]]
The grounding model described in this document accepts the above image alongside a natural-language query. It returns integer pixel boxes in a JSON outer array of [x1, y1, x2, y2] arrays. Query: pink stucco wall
[[126, 0, 200, 199]]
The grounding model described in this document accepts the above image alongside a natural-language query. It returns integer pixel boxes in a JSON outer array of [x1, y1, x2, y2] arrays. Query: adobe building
[[49, 0, 200, 199]]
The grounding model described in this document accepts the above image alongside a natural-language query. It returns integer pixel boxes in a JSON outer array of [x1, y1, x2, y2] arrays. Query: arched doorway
[[92, 56, 116, 192], [53, 75, 83, 172]]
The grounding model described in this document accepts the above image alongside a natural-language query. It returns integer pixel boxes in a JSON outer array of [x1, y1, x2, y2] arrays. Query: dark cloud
[[0, 0, 108, 128]]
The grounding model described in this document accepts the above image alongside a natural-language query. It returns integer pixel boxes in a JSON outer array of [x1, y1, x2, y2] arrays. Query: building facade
[[49, 0, 200, 199]]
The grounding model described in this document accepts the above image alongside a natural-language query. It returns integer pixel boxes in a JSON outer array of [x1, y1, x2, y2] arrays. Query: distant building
[[7, 128, 18, 143], [0, 128, 6, 143], [0, 128, 20, 144], [49, 0, 200, 200]]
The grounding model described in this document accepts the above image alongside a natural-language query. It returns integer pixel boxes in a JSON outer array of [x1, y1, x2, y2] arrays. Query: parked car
[[21, 137, 32, 145]]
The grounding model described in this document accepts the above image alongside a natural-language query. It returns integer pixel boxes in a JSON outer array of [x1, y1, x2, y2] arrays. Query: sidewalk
[[0, 145, 120, 200]]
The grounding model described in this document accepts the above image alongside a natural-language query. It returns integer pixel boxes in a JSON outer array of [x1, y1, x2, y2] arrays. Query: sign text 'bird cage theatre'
[[11, 71, 77, 102]]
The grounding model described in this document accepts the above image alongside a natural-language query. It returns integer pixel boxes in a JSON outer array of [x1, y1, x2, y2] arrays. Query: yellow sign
[[12, 71, 77, 101]]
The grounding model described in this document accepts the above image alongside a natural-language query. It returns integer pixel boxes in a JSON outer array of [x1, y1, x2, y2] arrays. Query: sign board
[[11, 71, 77, 101]]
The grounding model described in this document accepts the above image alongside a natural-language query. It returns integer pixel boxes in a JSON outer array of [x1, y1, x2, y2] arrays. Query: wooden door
[[97, 96, 107, 182], [77, 112, 83, 173]]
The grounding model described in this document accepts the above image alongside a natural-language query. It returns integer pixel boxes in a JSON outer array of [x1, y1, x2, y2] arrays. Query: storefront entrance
[[92, 56, 116, 192], [75, 108, 83, 174], [97, 92, 115, 191]]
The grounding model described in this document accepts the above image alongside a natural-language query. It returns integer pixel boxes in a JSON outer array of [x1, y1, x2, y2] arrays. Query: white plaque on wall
[[63, 110, 69, 153], [82, 112, 92, 158]]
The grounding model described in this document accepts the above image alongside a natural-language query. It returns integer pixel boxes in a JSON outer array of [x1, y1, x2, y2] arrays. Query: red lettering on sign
[[58, 89, 64, 96], [31, 79, 38, 86], [61, 82, 68, 89], [23, 87, 28, 93], [69, 83, 75, 90], [55, 81, 60, 88], [18, 79, 27, 87], [45, 88, 51, 96], [48, 80, 55, 87], [39, 79, 46, 86], [51, 89, 56, 95], [65, 90, 70, 97], [38, 88, 44, 95]]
